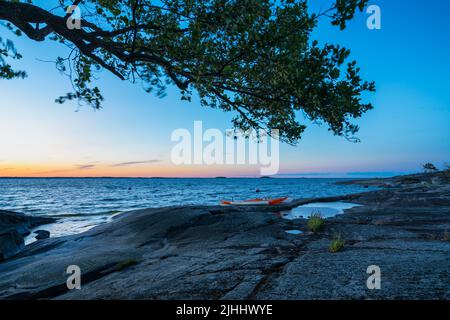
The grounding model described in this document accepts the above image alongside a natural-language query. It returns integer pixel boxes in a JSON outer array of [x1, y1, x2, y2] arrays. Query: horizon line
[[0, 174, 406, 179]]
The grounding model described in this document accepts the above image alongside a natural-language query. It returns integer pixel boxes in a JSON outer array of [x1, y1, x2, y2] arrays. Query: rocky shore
[[0, 210, 54, 261], [0, 172, 449, 299]]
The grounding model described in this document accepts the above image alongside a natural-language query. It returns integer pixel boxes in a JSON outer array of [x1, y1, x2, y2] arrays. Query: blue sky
[[0, 0, 449, 177]]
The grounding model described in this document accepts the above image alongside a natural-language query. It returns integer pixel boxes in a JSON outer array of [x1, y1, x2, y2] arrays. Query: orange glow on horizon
[[0, 162, 273, 178]]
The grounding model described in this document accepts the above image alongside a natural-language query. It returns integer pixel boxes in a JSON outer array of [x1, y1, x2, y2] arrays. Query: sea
[[0, 178, 376, 240]]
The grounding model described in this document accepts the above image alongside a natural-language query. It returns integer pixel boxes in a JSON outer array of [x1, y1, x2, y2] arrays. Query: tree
[[422, 163, 438, 173], [0, 0, 375, 144]]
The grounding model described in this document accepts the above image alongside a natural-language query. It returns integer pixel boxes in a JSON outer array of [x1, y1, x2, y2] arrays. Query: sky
[[0, 0, 449, 178]]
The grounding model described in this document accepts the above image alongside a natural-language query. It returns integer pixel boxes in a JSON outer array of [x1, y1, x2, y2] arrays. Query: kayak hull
[[220, 197, 288, 206]]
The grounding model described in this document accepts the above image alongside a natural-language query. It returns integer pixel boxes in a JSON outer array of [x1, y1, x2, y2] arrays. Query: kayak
[[220, 197, 289, 206]]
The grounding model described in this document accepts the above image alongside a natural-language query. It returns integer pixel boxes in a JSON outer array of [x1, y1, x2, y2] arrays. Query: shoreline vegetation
[[0, 171, 449, 299]]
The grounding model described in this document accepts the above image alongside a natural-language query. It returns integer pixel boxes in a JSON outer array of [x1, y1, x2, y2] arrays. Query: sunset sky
[[1, 0, 449, 178]]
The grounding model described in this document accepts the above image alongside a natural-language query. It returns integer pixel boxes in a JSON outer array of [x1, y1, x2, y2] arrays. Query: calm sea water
[[0, 178, 375, 239]]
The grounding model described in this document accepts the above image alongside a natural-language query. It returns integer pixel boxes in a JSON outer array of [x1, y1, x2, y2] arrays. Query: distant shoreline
[[0, 174, 403, 179], [0, 169, 410, 179]]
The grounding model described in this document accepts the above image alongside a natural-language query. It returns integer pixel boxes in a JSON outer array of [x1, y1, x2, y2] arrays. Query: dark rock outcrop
[[336, 170, 450, 188], [0, 210, 55, 261], [0, 230, 23, 261]]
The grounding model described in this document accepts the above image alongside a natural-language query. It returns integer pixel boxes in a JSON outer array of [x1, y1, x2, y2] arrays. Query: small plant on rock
[[329, 234, 345, 253], [307, 211, 324, 233]]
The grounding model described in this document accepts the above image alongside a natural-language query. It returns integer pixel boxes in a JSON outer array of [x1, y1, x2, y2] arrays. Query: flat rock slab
[[0, 176, 449, 299]]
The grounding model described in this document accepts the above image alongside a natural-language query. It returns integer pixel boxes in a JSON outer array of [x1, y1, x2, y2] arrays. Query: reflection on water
[[285, 229, 303, 235], [282, 202, 361, 220]]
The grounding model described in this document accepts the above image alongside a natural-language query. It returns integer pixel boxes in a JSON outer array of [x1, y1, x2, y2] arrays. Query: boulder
[[34, 230, 50, 240]]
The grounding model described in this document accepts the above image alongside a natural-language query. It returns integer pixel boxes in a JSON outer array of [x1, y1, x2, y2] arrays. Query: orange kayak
[[220, 197, 288, 206]]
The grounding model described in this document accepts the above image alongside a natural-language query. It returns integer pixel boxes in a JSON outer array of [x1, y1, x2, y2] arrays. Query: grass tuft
[[329, 234, 345, 253], [307, 211, 325, 233]]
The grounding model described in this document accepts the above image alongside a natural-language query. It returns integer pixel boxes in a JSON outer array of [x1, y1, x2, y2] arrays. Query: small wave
[[47, 210, 121, 218], [100, 198, 120, 202]]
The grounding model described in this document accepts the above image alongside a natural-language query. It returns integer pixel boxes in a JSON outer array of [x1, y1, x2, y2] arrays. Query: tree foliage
[[0, 36, 26, 79], [0, 0, 375, 144], [422, 163, 438, 173]]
